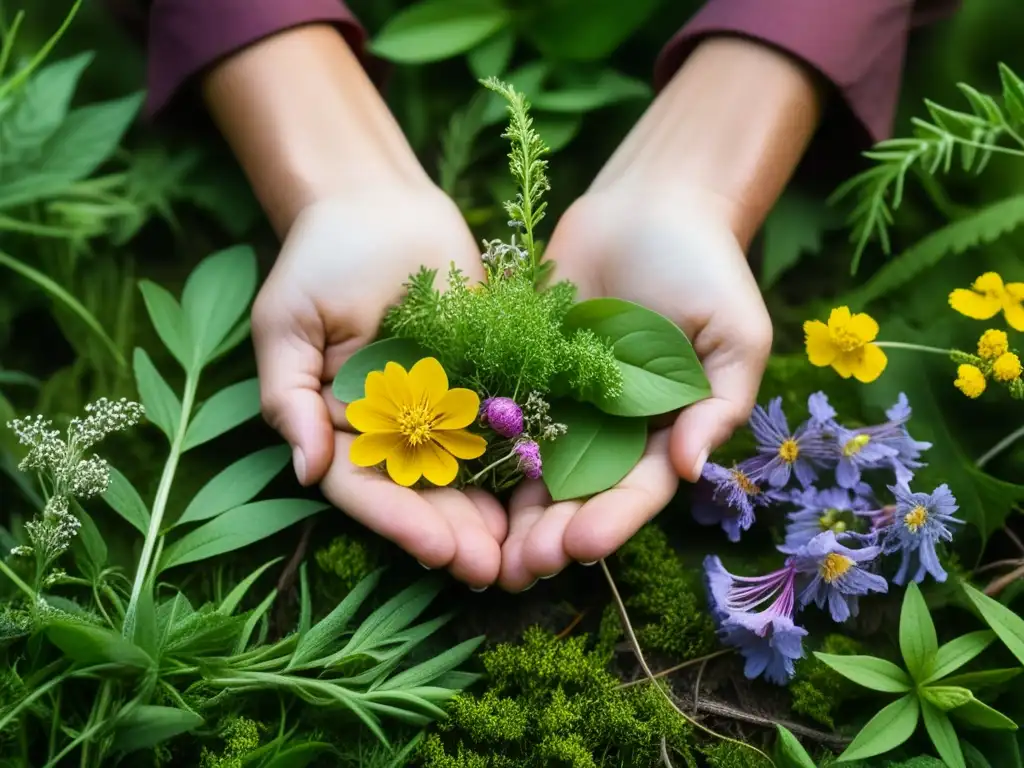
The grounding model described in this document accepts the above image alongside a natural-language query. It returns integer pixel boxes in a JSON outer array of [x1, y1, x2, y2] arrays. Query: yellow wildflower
[[949, 272, 1024, 331], [977, 329, 1009, 359], [954, 364, 986, 399], [993, 352, 1022, 382], [347, 358, 487, 487], [803, 307, 888, 383]]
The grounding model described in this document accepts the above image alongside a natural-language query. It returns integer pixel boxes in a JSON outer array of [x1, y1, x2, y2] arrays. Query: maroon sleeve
[[655, 0, 960, 144], [144, 0, 367, 116]]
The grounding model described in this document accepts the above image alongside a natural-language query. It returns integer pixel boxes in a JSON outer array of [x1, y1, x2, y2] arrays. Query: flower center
[[397, 401, 435, 447], [820, 553, 854, 583], [904, 504, 929, 533], [818, 509, 848, 534], [779, 438, 800, 463], [831, 326, 866, 352], [842, 434, 871, 457], [730, 469, 760, 496]]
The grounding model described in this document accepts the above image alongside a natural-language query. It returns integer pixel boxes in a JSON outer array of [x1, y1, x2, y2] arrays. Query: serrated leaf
[[132, 347, 180, 442], [370, 0, 511, 64], [924, 630, 996, 684], [962, 581, 1024, 667], [837, 694, 920, 762], [138, 281, 191, 369], [177, 445, 290, 526], [922, 699, 967, 768], [481, 62, 550, 125], [181, 378, 260, 452], [999, 63, 1024, 126], [901, 582, 938, 682], [289, 569, 382, 669], [102, 464, 150, 535], [813, 653, 912, 693]]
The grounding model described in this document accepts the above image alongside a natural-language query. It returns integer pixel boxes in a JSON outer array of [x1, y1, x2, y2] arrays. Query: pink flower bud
[[481, 397, 524, 438]]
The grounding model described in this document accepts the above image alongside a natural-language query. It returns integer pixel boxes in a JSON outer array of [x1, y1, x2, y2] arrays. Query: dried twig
[[1005, 526, 1024, 557], [556, 611, 586, 640], [617, 649, 733, 690], [273, 518, 316, 634], [692, 656, 710, 716], [972, 557, 1024, 576], [984, 561, 1024, 596], [692, 699, 849, 749], [659, 736, 675, 768]]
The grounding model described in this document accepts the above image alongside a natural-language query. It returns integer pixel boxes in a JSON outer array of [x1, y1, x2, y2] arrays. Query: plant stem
[[123, 372, 199, 636], [466, 449, 516, 485], [976, 423, 1024, 469], [874, 341, 952, 356], [0, 558, 35, 602], [0, 214, 82, 238], [616, 648, 734, 689]]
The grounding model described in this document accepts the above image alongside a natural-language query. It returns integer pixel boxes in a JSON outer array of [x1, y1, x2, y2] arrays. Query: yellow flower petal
[[830, 353, 856, 379], [847, 313, 880, 344], [433, 388, 481, 430], [350, 432, 403, 467], [1003, 296, 1024, 332], [383, 361, 413, 405], [949, 288, 1001, 320], [974, 272, 1005, 294], [432, 429, 487, 460], [804, 320, 836, 367], [346, 398, 399, 433], [827, 306, 852, 331], [419, 442, 459, 486], [363, 370, 394, 406], [409, 357, 449, 408], [386, 444, 423, 487], [850, 343, 888, 383], [1005, 282, 1024, 301]]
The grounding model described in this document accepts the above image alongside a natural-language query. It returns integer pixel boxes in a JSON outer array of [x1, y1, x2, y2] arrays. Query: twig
[[556, 611, 586, 640], [660, 736, 675, 768], [617, 649, 734, 689], [984, 561, 1024, 597], [692, 698, 849, 749], [273, 519, 316, 633], [692, 656, 710, 716], [1004, 526, 1024, 558], [971, 557, 1024, 576]]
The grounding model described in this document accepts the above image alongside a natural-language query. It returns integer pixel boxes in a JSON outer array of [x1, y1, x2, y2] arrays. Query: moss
[[789, 634, 865, 729], [613, 525, 717, 660], [700, 740, 773, 768], [199, 717, 263, 768], [419, 627, 695, 768], [314, 535, 380, 593]]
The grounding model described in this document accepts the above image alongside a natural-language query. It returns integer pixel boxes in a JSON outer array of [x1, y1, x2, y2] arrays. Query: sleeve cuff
[[147, 0, 366, 117]]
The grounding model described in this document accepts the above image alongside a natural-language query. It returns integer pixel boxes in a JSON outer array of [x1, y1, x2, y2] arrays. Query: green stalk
[[123, 373, 199, 636], [874, 341, 953, 356], [0, 0, 82, 101], [0, 558, 35, 602]]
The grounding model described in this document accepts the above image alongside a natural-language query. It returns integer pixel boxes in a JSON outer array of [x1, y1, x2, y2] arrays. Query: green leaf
[[921, 699, 967, 768], [962, 733, 1022, 768], [533, 114, 581, 152], [774, 724, 817, 768], [289, 568, 383, 669], [138, 281, 191, 369], [233, 588, 277, 654], [132, 347, 180, 442], [45, 620, 152, 670], [102, 464, 150, 535], [180, 245, 258, 369], [378, 635, 483, 691], [952, 697, 1019, 731], [837, 694, 920, 762], [760, 190, 837, 290], [132, 581, 159, 657], [178, 445, 290, 526], [563, 298, 710, 417], [340, 578, 444, 658], [208, 318, 251, 362], [924, 631, 996, 684], [218, 556, 284, 616], [943, 668, 1021, 690], [157, 593, 194, 639], [2, 52, 92, 159], [540, 401, 647, 501], [901, 582, 939, 682], [531, 70, 650, 113], [523, 0, 661, 61], [921, 685, 974, 711], [181, 378, 260, 452], [159, 499, 326, 571], [369, 0, 511, 64], [298, 561, 312, 638], [112, 705, 203, 753], [332, 338, 431, 403], [70, 505, 107, 576], [962, 740, 995, 768], [812, 653, 912, 693], [467, 28, 515, 79], [0, 370, 39, 388], [967, 468, 1024, 543], [262, 743, 338, 768], [999, 63, 1024, 126], [962, 581, 1024, 666]]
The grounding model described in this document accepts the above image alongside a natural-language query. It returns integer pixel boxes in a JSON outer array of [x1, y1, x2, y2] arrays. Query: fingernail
[[580, 561, 597, 567], [292, 447, 307, 485], [540, 571, 561, 581], [470, 585, 489, 593], [520, 580, 538, 592], [693, 447, 710, 479], [417, 561, 432, 570]]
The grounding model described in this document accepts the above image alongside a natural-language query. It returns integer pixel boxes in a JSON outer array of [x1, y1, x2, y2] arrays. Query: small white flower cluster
[[480, 234, 528, 277], [68, 397, 145, 450], [523, 391, 567, 442], [24, 496, 80, 564]]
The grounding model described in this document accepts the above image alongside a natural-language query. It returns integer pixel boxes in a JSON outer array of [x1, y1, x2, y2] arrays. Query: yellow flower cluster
[[803, 307, 887, 383], [953, 329, 1023, 399], [949, 272, 1024, 331]]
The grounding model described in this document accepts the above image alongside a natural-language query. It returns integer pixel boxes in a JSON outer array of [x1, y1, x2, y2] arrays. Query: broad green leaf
[[178, 445, 290, 526], [333, 338, 431, 403], [182, 378, 260, 451], [952, 697, 1018, 731], [163, 609, 246, 657], [156, 593, 194, 639], [2, 52, 92, 159], [943, 668, 1021, 690], [159, 499, 327, 571], [812, 653, 912, 693], [921, 685, 974, 711], [921, 700, 967, 768], [378, 636, 483, 691], [924, 631, 996, 684], [534, 115, 582, 152], [262, 743, 339, 768], [999, 63, 1024, 126], [467, 28, 515, 78], [531, 70, 650, 113], [900, 581, 939, 682], [207, 318, 252, 363], [370, 0, 511, 64], [180, 245, 258, 369], [562, 298, 710, 417], [70, 505, 106, 576], [540, 400, 647, 501], [523, 0, 660, 61], [967, 468, 1024, 543], [218, 556, 284, 615], [774, 725, 817, 768], [102, 464, 150, 535], [962, 581, 1024, 666], [112, 705, 203, 753], [45, 620, 152, 670], [761, 190, 838, 290], [138, 281, 191, 369], [289, 568, 383, 669], [133, 348, 181, 442], [837, 694, 920, 762]]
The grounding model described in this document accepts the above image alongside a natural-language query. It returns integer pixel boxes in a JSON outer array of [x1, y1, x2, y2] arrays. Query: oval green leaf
[[900, 581, 938, 682], [467, 28, 515, 79], [952, 697, 1019, 731], [962, 581, 1024, 667], [133, 347, 181, 442], [138, 280, 190, 370], [562, 298, 710, 417], [774, 725, 816, 768], [370, 0, 511, 64], [332, 338, 431, 404], [924, 630, 996, 684], [45, 620, 152, 670], [102, 464, 150, 535], [177, 445, 291, 526], [812, 653, 912, 693], [182, 378, 260, 452], [540, 400, 647, 501], [838, 694, 920, 763]]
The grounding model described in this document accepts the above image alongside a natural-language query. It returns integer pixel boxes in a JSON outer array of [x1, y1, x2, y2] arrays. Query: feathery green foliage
[[789, 634, 866, 729], [199, 717, 263, 768]]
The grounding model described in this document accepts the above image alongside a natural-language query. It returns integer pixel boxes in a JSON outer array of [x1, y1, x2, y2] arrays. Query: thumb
[[252, 303, 334, 486]]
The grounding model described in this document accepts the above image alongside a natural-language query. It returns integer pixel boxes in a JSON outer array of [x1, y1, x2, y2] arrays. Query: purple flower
[[859, 394, 932, 484], [745, 398, 833, 488], [807, 392, 839, 428], [832, 426, 900, 489], [693, 460, 768, 542], [778, 486, 874, 549], [481, 397, 524, 438], [514, 439, 542, 480], [704, 555, 806, 685], [784, 531, 888, 622], [881, 483, 961, 584]]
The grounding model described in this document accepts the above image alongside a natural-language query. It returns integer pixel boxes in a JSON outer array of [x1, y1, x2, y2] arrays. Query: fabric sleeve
[[654, 0, 960, 145]]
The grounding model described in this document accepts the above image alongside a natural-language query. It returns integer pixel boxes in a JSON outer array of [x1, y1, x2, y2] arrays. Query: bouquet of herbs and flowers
[[332, 80, 711, 502]]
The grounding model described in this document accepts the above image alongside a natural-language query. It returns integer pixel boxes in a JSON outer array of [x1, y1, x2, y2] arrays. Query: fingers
[[421, 488, 502, 589], [499, 480, 553, 591]]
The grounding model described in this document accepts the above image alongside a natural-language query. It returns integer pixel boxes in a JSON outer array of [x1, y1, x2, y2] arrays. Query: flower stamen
[[904, 504, 929, 533], [820, 553, 854, 583], [842, 434, 871, 457], [778, 438, 800, 463]]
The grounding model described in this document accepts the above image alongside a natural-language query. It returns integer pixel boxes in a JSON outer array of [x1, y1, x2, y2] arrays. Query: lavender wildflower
[[832, 426, 899, 489], [481, 397, 525, 438], [745, 397, 833, 488], [807, 391, 839, 429], [881, 483, 961, 584], [784, 531, 888, 622], [514, 439, 542, 480], [859, 394, 932, 484], [693, 460, 768, 542], [779, 485, 874, 549]]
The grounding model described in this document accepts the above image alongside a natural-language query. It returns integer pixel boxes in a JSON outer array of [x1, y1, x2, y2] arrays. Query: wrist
[[202, 24, 432, 236], [592, 36, 823, 249]]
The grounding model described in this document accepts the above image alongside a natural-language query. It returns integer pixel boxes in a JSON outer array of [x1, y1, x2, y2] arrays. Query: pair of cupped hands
[[250, 163, 773, 593]]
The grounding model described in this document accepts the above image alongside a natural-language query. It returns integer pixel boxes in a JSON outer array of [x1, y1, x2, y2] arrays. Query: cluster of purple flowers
[[695, 392, 962, 685]]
